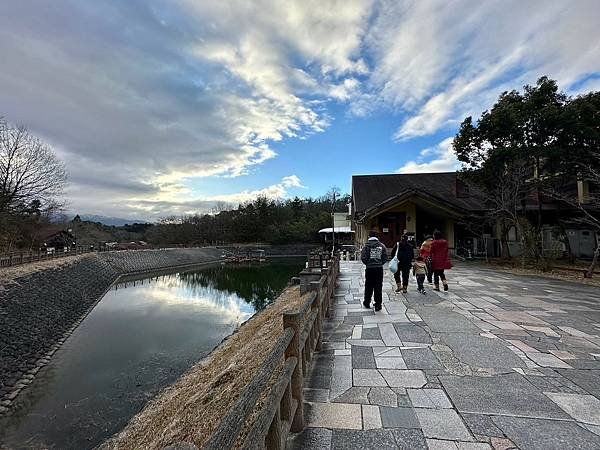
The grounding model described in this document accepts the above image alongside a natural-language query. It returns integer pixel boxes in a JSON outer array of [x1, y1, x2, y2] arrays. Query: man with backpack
[[361, 230, 388, 312]]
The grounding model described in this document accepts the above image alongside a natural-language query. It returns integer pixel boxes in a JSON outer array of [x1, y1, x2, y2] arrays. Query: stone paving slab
[[288, 428, 332, 450], [289, 261, 600, 449], [401, 347, 445, 370], [305, 402, 362, 429], [415, 408, 473, 441], [380, 369, 428, 388], [545, 392, 600, 426], [330, 429, 397, 449], [557, 368, 600, 398], [380, 406, 420, 428], [491, 416, 600, 450], [415, 306, 481, 334], [407, 388, 453, 409], [440, 373, 570, 419], [440, 333, 526, 369]]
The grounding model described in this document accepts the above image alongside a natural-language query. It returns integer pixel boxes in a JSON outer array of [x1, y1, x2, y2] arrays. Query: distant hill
[[68, 220, 149, 246], [77, 214, 151, 227]]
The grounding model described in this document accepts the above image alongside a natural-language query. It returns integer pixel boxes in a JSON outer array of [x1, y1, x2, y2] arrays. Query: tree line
[[146, 192, 350, 245], [453, 77, 600, 272]]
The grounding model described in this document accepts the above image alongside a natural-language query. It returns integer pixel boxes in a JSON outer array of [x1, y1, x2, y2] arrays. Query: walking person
[[361, 230, 388, 312], [430, 230, 452, 291], [390, 235, 414, 293], [420, 235, 433, 285], [413, 256, 428, 294]]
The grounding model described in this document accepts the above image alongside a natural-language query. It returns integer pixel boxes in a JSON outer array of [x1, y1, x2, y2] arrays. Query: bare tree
[[0, 117, 67, 215], [545, 162, 600, 277]]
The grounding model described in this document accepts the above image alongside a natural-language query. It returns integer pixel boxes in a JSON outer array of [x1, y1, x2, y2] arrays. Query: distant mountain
[[77, 214, 151, 226]]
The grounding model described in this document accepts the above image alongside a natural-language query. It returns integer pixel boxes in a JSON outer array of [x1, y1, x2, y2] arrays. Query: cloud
[[1, 0, 599, 218], [282, 175, 306, 189], [397, 137, 460, 174], [0, 0, 368, 216], [361, 0, 600, 140], [123, 175, 307, 219]]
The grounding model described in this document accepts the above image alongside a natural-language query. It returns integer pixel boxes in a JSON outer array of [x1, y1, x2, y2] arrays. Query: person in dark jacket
[[430, 230, 452, 291], [391, 235, 414, 293], [361, 230, 388, 311]]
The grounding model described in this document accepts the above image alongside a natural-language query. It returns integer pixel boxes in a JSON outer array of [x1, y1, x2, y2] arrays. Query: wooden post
[[283, 312, 304, 432]]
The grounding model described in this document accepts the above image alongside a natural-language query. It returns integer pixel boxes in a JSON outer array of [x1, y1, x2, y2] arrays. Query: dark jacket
[[361, 238, 388, 268], [431, 239, 452, 270], [391, 241, 414, 269]]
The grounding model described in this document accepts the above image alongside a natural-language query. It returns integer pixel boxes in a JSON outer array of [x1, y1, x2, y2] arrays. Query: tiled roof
[[352, 172, 486, 216]]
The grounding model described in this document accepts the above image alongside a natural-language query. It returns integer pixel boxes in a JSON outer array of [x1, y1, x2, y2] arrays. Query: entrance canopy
[[318, 227, 353, 233]]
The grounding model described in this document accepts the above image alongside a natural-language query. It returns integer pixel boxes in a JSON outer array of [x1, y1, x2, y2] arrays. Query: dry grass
[[103, 285, 312, 450], [0, 254, 87, 285]]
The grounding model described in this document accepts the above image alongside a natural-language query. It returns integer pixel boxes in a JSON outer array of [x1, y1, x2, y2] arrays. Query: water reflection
[[0, 257, 304, 450]]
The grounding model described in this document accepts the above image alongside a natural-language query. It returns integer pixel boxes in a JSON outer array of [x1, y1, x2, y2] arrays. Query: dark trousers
[[393, 266, 411, 286], [365, 267, 384, 306], [426, 260, 433, 283], [416, 274, 425, 291], [433, 269, 446, 285]]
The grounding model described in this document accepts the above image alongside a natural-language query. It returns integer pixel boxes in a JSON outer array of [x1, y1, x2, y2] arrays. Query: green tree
[[453, 77, 599, 267]]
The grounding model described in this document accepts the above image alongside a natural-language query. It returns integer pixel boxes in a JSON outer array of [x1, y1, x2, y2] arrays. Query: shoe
[[395, 282, 401, 293], [443, 283, 449, 291], [433, 284, 440, 291], [402, 285, 407, 294], [363, 300, 371, 309], [374, 304, 382, 312]]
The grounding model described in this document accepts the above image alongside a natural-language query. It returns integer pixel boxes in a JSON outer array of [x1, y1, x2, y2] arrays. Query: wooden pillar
[[283, 312, 304, 432]]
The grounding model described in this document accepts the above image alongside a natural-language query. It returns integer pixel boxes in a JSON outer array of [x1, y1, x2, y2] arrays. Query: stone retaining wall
[[0, 247, 223, 414], [218, 243, 319, 256]]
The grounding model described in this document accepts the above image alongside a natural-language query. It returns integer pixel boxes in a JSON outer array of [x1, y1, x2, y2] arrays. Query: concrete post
[[265, 406, 282, 450], [283, 312, 304, 432]]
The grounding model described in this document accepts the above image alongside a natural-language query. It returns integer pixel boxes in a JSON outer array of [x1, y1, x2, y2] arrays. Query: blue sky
[[1, 0, 599, 219]]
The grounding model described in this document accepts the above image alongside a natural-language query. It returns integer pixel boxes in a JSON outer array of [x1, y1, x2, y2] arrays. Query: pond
[[0, 257, 306, 450]]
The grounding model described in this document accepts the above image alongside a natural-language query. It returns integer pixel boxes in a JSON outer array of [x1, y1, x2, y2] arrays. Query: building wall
[[445, 219, 455, 249], [386, 202, 417, 234]]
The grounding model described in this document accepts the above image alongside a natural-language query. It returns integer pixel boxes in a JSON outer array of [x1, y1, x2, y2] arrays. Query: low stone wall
[[0, 247, 223, 414]]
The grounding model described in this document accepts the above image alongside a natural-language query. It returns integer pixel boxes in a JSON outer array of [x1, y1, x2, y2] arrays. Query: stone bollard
[[298, 269, 322, 295]]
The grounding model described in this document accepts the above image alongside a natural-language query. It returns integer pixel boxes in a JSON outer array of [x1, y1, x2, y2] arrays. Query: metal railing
[[168, 251, 340, 450]]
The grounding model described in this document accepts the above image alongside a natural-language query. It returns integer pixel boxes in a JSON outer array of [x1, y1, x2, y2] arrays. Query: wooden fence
[[0, 244, 205, 268], [167, 251, 339, 450]]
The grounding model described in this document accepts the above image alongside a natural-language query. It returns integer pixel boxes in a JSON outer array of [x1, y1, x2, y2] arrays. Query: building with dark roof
[[351, 172, 481, 250], [351, 172, 597, 258]]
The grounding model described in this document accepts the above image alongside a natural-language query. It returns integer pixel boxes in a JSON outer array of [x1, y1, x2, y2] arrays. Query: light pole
[[331, 190, 336, 257]]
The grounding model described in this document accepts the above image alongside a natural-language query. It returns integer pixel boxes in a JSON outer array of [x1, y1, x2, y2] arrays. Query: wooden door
[[378, 212, 406, 248]]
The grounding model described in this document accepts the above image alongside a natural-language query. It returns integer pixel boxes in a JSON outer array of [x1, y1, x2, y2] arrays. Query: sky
[[1, 0, 599, 221]]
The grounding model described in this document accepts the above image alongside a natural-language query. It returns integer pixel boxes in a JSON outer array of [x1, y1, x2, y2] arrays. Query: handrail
[[167, 251, 339, 450], [203, 328, 295, 450]]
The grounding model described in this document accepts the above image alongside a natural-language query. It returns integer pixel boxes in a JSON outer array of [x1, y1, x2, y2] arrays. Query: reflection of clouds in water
[[107, 275, 254, 322]]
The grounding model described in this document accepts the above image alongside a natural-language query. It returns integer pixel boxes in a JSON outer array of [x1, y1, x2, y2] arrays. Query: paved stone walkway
[[288, 261, 600, 450]]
